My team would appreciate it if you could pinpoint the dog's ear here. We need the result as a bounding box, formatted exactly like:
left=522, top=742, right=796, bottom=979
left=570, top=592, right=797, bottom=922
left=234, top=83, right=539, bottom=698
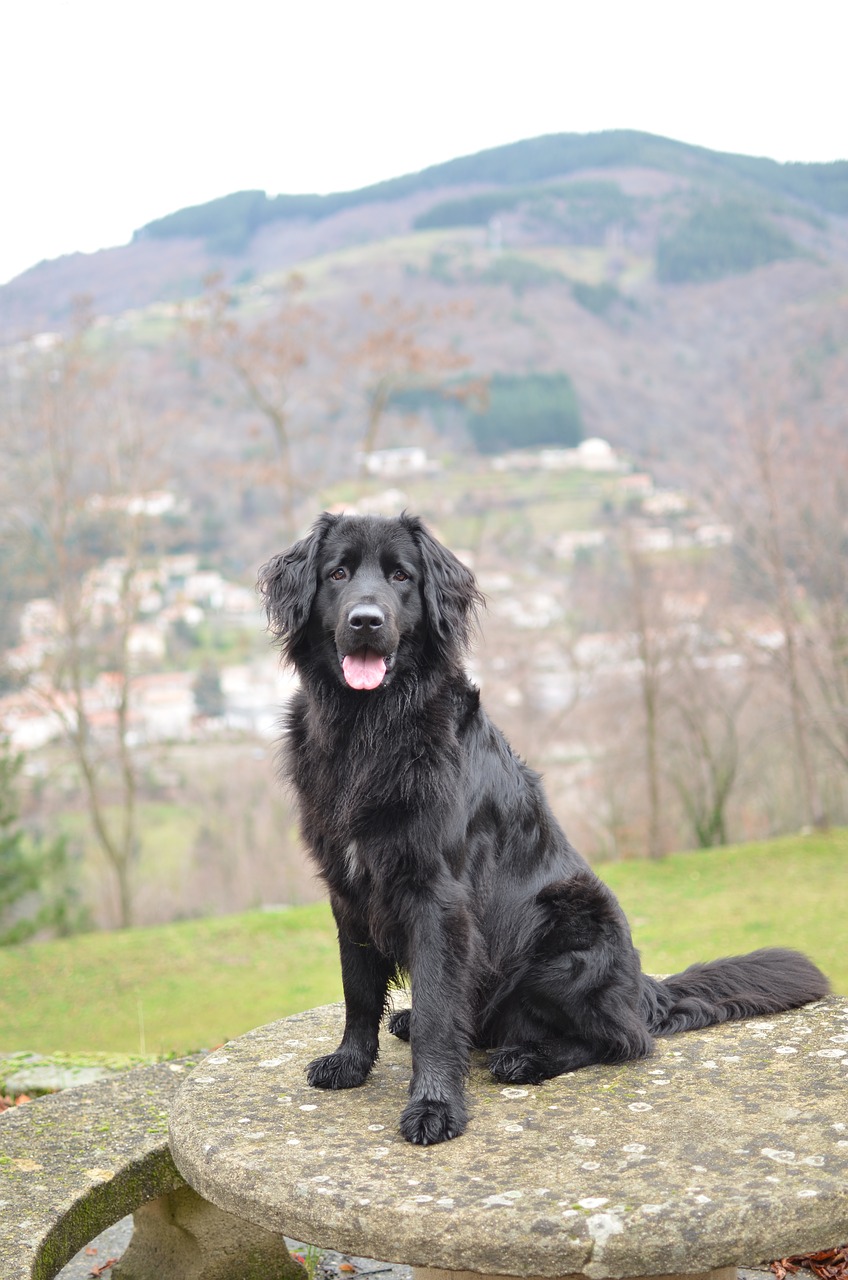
left=405, top=515, right=484, bottom=655
left=257, top=512, right=338, bottom=653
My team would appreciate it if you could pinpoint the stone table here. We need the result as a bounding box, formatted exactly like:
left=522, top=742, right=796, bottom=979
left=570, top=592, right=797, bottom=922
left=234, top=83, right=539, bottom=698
left=169, top=996, right=848, bottom=1280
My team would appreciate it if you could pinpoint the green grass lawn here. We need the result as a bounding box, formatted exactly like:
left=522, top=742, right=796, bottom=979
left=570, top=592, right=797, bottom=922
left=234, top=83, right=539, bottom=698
left=0, top=904, right=342, bottom=1059
left=0, top=831, right=844, bottom=1059
left=601, top=830, right=845, bottom=991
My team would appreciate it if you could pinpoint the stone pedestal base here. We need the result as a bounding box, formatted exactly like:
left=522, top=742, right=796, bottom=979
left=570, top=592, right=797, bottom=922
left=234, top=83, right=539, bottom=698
left=113, top=1185, right=305, bottom=1280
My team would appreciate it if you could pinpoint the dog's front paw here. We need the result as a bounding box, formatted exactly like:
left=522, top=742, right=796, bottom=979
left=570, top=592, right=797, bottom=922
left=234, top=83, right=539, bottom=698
left=487, top=1045, right=549, bottom=1085
left=306, top=1050, right=371, bottom=1090
left=400, top=1096, right=468, bottom=1145
left=387, top=1008, right=411, bottom=1041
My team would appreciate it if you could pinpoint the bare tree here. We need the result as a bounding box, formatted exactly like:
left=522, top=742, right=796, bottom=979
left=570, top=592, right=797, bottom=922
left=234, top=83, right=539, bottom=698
left=621, top=527, right=669, bottom=859
left=185, top=273, right=326, bottom=538
left=0, top=309, right=168, bottom=925
left=666, top=654, right=749, bottom=848
left=569, top=528, right=676, bottom=859
left=567, top=525, right=760, bottom=855
left=789, top=422, right=848, bottom=774
left=188, top=280, right=475, bottom=526
left=722, top=411, right=826, bottom=827
left=352, top=294, right=472, bottom=471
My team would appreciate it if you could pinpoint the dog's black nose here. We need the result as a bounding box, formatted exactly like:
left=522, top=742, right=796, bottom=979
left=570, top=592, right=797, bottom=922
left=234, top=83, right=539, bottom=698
left=348, top=603, right=385, bottom=632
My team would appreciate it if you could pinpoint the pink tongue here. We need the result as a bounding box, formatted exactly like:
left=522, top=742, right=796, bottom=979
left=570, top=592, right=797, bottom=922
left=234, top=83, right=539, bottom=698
left=342, top=651, right=387, bottom=690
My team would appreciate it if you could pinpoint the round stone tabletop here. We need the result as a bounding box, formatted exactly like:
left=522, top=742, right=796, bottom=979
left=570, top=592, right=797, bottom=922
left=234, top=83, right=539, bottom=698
left=169, top=997, right=848, bottom=1279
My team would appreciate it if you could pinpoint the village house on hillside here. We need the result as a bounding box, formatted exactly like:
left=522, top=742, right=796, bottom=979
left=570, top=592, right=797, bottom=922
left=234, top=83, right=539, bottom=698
left=355, top=446, right=436, bottom=478
left=491, top=437, right=623, bottom=473
left=0, top=551, right=266, bottom=752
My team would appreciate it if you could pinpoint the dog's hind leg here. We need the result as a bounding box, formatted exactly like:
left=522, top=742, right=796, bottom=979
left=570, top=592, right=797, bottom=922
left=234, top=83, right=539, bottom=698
left=485, top=871, right=655, bottom=1084
left=486, top=966, right=654, bottom=1084
left=307, top=926, right=395, bottom=1090
left=487, top=1033, right=602, bottom=1084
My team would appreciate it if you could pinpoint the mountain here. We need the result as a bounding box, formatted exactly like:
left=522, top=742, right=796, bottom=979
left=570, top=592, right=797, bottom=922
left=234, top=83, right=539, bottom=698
left=2, top=130, right=846, bottom=474
left=3, top=130, right=848, bottom=338
left=135, top=129, right=848, bottom=250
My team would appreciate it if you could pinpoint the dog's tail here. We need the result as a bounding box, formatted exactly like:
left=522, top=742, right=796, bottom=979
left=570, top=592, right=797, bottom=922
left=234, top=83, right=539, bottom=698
left=642, top=948, right=830, bottom=1037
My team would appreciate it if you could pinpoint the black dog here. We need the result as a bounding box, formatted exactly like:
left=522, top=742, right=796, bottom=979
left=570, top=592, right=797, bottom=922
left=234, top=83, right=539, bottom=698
left=258, top=512, right=829, bottom=1146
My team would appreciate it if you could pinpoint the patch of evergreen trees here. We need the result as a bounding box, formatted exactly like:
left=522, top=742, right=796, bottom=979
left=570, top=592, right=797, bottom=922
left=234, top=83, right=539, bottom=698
left=656, top=200, right=797, bottom=283
left=0, top=739, right=86, bottom=945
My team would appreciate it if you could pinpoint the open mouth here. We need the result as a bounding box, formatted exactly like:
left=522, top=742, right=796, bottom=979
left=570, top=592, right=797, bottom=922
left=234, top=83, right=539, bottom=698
left=340, top=648, right=396, bottom=691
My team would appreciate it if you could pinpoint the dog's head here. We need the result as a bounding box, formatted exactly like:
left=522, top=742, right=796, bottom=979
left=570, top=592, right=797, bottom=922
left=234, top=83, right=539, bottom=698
left=257, top=513, right=483, bottom=690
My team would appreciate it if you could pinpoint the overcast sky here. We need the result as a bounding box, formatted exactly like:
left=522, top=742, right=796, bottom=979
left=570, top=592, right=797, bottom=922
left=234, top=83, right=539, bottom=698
left=2, top=0, right=846, bottom=287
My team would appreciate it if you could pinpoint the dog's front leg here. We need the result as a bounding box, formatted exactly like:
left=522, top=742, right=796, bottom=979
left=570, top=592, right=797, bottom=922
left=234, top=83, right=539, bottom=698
left=307, top=927, right=392, bottom=1089
left=399, top=891, right=476, bottom=1145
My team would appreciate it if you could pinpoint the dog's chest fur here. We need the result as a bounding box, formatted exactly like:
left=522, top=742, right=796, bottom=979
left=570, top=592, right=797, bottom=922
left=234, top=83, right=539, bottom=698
left=284, top=681, right=468, bottom=893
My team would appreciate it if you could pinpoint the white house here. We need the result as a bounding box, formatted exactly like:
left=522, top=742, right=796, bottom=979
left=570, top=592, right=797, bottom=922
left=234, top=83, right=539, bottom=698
left=573, top=438, right=620, bottom=471
left=129, top=672, right=195, bottom=743
left=356, top=447, right=431, bottom=478
left=19, top=598, right=60, bottom=641
left=553, top=530, right=607, bottom=560
left=493, top=438, right=621, bottom=474
left=127, top=624, right=167, bottom=660
left=0, top=689, right=66, bottom=750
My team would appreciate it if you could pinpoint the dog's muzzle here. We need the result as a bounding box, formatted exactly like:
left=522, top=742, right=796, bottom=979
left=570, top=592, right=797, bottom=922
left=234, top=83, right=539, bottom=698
left=337, top=601, right=399, bottom=690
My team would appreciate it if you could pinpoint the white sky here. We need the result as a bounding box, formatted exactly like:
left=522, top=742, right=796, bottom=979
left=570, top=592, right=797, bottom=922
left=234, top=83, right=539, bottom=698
left=2, top=0, right=847, bottom=287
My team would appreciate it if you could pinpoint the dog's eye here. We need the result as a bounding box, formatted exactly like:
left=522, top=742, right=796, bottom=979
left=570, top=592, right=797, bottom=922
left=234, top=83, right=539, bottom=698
left=329, top=567, right=348, bottom=582
left=392, top=569, right=409, bottom=583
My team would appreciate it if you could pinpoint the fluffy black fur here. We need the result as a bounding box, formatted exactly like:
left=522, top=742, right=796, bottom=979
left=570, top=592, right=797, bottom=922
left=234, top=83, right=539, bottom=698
left=258, top=512, right=829, bottom=1146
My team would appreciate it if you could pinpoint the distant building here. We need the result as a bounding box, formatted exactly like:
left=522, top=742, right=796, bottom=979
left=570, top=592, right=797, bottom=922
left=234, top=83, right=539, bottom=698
left=552, top=530, right=607, bottom=560
left=616, top=473, right=654, bottom=496
left=493, top=592, right=563, bottom=630
left=183, top=571, right=228, bottom=608
left=0, top=689, right=66, bottom=750
left=574, top=438, right=620, bottom=471
left=129, top=672, right=195, bottom=743
left=219, top=659, right=299, bottom=737
left=127, top=624, right=167, bottom=660
left=86, top=490, right=185, bottom=518
left=350, top=488, right=409, bottom=516
left=356, top=447, right=432, bottom=478
left=643, top=489, right=689, bottom=516
left=492, top=437, right=622, bottom=473
left=19, top=598, right=60, bottom=641
left=694, top=523, right=733, bottom=547
left=633, top=526, right=675, bottom=553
